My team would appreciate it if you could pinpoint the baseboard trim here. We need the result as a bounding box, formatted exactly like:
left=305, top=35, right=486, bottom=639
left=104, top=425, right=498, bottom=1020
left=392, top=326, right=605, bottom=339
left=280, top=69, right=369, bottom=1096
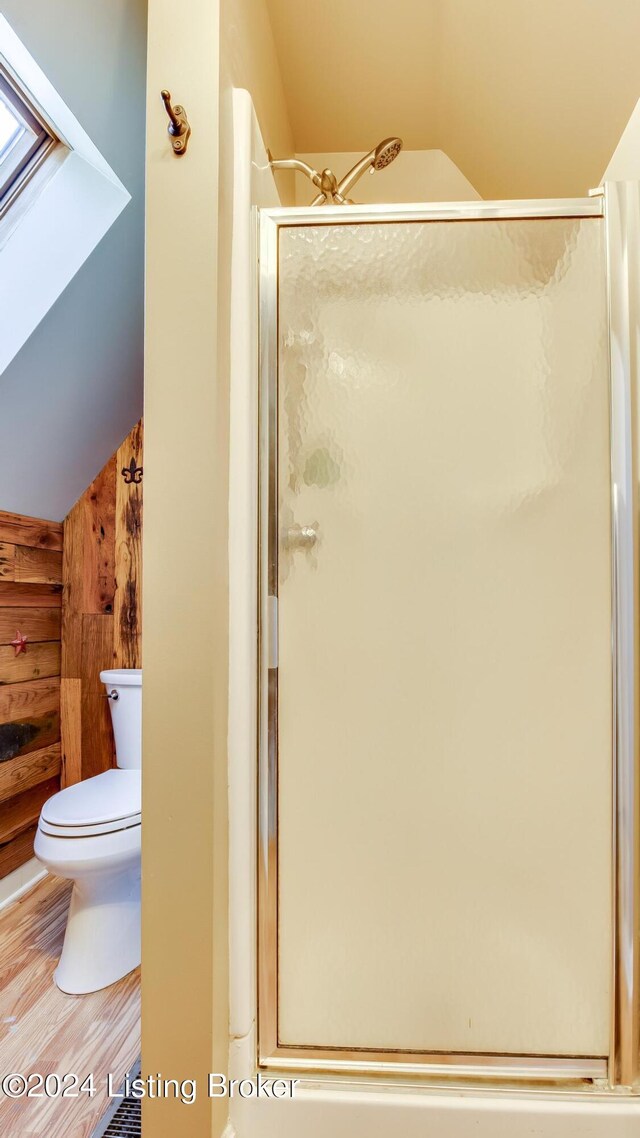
left=0, top=858, right=47, bottom=911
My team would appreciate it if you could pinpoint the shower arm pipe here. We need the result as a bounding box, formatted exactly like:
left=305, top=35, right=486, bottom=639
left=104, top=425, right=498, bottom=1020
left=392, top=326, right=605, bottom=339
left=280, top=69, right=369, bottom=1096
left=268, top=155, right=347, bottom=204
left=269, top=156, right=321, bottom=182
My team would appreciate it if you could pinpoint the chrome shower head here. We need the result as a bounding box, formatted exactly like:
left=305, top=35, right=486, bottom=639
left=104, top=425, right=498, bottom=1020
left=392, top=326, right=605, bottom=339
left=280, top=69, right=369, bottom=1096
left=372, top=137, right=403, bottom=171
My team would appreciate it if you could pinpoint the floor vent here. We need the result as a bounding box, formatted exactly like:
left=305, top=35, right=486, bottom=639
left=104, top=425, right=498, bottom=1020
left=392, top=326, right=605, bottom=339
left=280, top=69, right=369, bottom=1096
left=90, top=1061, right=141, bottom=1138
left=100, top=1096, right=142, bottom=1137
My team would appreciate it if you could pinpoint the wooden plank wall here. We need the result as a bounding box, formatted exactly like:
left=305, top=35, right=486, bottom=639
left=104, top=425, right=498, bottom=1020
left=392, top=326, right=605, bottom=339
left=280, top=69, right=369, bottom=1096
left=62, top=420, right=143, bottom=786
left=0, top=421, right=143, bottom=879
left=0, top=511, right=63, bottom=878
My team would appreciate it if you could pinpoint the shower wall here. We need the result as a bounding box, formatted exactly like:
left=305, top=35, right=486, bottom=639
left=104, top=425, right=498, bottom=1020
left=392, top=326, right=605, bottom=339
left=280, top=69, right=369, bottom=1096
left=273, top=214, right=612, bottom=1058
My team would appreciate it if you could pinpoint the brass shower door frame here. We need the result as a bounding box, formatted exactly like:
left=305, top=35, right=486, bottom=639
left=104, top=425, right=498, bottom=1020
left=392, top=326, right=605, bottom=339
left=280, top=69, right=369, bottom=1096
left=257, top=192, right=640, bottom=1088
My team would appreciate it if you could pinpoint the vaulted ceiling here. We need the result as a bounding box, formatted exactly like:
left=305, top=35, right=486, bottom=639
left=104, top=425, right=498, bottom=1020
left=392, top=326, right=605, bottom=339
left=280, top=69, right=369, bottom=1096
left=266, top=0, right=640, bottom=199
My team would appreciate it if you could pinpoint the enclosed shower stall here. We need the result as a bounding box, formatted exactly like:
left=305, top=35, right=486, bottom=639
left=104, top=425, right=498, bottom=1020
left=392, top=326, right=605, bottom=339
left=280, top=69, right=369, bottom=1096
left=256, top=186, right=640, bottom=1092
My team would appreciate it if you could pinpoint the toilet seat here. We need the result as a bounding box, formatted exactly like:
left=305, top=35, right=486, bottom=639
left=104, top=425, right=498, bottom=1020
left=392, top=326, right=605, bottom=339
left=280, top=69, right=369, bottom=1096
left=39, top=769, right=141, bottom=838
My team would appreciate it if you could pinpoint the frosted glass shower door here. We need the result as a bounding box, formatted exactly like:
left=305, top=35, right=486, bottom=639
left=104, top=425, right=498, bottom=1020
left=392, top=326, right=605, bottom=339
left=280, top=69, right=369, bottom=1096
left=268, top=213, right=613, bottom=1062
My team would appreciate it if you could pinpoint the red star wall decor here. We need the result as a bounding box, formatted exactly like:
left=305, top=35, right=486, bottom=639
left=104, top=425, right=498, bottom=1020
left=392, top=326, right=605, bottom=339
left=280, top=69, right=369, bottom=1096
left=10, top=631, right=28, bottom=656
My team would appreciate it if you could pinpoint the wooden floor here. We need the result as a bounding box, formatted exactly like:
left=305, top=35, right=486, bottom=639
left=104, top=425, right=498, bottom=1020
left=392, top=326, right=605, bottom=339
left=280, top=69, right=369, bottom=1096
left=0, top=875, right=140, bottom=1137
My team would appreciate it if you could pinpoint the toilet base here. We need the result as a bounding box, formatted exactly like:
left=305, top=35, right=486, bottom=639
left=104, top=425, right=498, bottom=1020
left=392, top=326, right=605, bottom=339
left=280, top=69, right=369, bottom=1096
left=55, top=864, right=141, bottom=995
left=34, top=823, right=142, bottom=996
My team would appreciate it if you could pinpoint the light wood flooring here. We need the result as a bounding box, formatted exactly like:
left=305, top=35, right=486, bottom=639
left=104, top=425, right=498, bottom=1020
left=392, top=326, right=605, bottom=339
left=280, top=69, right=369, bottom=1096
left=0, top=874, right=140, bottom=1137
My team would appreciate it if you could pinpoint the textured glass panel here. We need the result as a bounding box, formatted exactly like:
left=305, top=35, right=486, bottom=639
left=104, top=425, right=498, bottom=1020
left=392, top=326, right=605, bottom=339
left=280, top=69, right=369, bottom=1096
left=276, top=218, right=611, bottom=1056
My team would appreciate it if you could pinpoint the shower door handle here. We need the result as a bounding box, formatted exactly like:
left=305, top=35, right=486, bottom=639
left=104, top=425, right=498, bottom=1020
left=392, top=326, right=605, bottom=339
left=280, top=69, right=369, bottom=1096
left=284, top=523, right=318, bottom=551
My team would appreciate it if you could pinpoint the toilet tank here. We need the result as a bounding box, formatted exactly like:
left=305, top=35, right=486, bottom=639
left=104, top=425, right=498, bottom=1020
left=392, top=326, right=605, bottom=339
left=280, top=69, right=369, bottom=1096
left=99, top=669, right=142, bottom=770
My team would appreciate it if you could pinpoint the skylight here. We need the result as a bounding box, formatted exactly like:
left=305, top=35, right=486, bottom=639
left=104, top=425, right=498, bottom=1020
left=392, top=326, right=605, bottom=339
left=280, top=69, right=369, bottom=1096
left=0, top=11, right=130, bottom=374
left=0, top=95, right=24, bottom=162
left=0, top=66, right=55, bottom=211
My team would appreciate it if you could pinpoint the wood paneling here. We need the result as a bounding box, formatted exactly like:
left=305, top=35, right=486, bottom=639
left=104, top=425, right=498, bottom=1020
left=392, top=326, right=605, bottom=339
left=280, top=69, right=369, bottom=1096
left=0, top=426, right=143, bottom=875
left=0, top=513, right=63, bottom=879
left=0, top=876, right=140, bottom=1138
left=80, top=614, right=116, bottom=780
left=0, top=608, right=61, bottom=644
left=0, top=582, right=62, bottom=607
left=61, top=500, right=84, bottom=681
left=0, top=543, right=13, bottom=579
left=115, top=420, right=143, bottom=668
left=0, top=545, right=63, bottom=584
left=0, top=642, right=60, bottom=686
left=0, top=824, right=38, bottom=878
left=14, top=545, right=63, bottom=584
left=84, top=457, right=117, bottom=614
left=0, top=510, right=63, bottom=551
left=63, top=459, right=116, bottom=625
left=0, top=743, right=62, bottom=803
left=0, top=709, right=60, bottom=764
left=0, top=678, right=59, bottom=726
left=61, top=420, right=143, bottom=786
left=0, top=777, right=60, bottom=844
left=60, top=678, right=81, bottom=788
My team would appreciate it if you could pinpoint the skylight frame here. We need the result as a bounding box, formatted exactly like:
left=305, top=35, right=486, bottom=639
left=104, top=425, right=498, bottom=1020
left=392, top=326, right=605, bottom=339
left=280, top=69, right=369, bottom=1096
left=0, top=63, right=57, bottom=214
left=0, top=12, right=130, bottom=375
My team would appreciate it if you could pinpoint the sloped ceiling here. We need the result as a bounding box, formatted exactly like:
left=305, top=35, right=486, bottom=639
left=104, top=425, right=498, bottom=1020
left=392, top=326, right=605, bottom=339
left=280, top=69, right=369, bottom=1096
left=0, top=0, right=146, bottom=522
left=265, top=0, right=640, bottom=200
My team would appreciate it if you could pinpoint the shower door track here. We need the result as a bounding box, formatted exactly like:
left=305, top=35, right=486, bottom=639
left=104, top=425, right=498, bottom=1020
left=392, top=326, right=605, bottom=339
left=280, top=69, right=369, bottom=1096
left=257, top=192, right=640, bottom=1088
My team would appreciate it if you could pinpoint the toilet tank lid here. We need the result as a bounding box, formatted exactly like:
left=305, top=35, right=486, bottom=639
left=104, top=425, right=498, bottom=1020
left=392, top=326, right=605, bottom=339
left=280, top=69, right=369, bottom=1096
left=41, top=770, right=141, bottom=827
left=100, top=669, right=142, bottom=687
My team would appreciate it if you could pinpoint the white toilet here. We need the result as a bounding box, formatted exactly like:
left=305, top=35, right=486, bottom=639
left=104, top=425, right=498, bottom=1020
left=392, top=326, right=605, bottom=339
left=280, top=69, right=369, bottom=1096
left=34, top=668, right=142, bottom=995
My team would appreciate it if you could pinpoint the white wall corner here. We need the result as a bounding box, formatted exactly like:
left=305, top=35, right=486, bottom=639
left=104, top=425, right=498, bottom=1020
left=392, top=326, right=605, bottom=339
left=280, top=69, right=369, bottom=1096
left=228, top=1027, right=258, bottom=1086
left=602, top=97, right=640, bottom=183
left=0, top=14, right=130, bottom=374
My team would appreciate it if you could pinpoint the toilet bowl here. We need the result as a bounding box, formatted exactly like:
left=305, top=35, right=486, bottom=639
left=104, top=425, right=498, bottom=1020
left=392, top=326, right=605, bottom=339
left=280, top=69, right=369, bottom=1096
left=34, top=669, right=142, bottom=994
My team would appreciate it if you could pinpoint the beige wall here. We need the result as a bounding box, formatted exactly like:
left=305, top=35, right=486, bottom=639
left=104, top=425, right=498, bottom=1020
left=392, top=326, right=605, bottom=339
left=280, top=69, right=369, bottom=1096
left=266, top=0, right=640, bottom=201
left=294, top=149, right=480, bottom=205
left=143, top=2, right=292, bottom=1135
left=220, top=0, right=295, bottom=203
left=143, top=1, right=228, bottom=1136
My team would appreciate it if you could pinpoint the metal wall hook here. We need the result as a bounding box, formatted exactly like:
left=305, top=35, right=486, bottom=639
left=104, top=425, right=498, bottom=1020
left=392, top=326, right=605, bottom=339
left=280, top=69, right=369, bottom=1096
left=161, top=89, right=191, bottom=156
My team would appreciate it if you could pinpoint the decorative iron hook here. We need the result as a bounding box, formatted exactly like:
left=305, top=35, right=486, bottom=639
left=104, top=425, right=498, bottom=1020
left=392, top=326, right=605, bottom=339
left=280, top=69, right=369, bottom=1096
left=121, top=457, right=143, bottom=485
left=161, top=89, right=191, bottom=156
